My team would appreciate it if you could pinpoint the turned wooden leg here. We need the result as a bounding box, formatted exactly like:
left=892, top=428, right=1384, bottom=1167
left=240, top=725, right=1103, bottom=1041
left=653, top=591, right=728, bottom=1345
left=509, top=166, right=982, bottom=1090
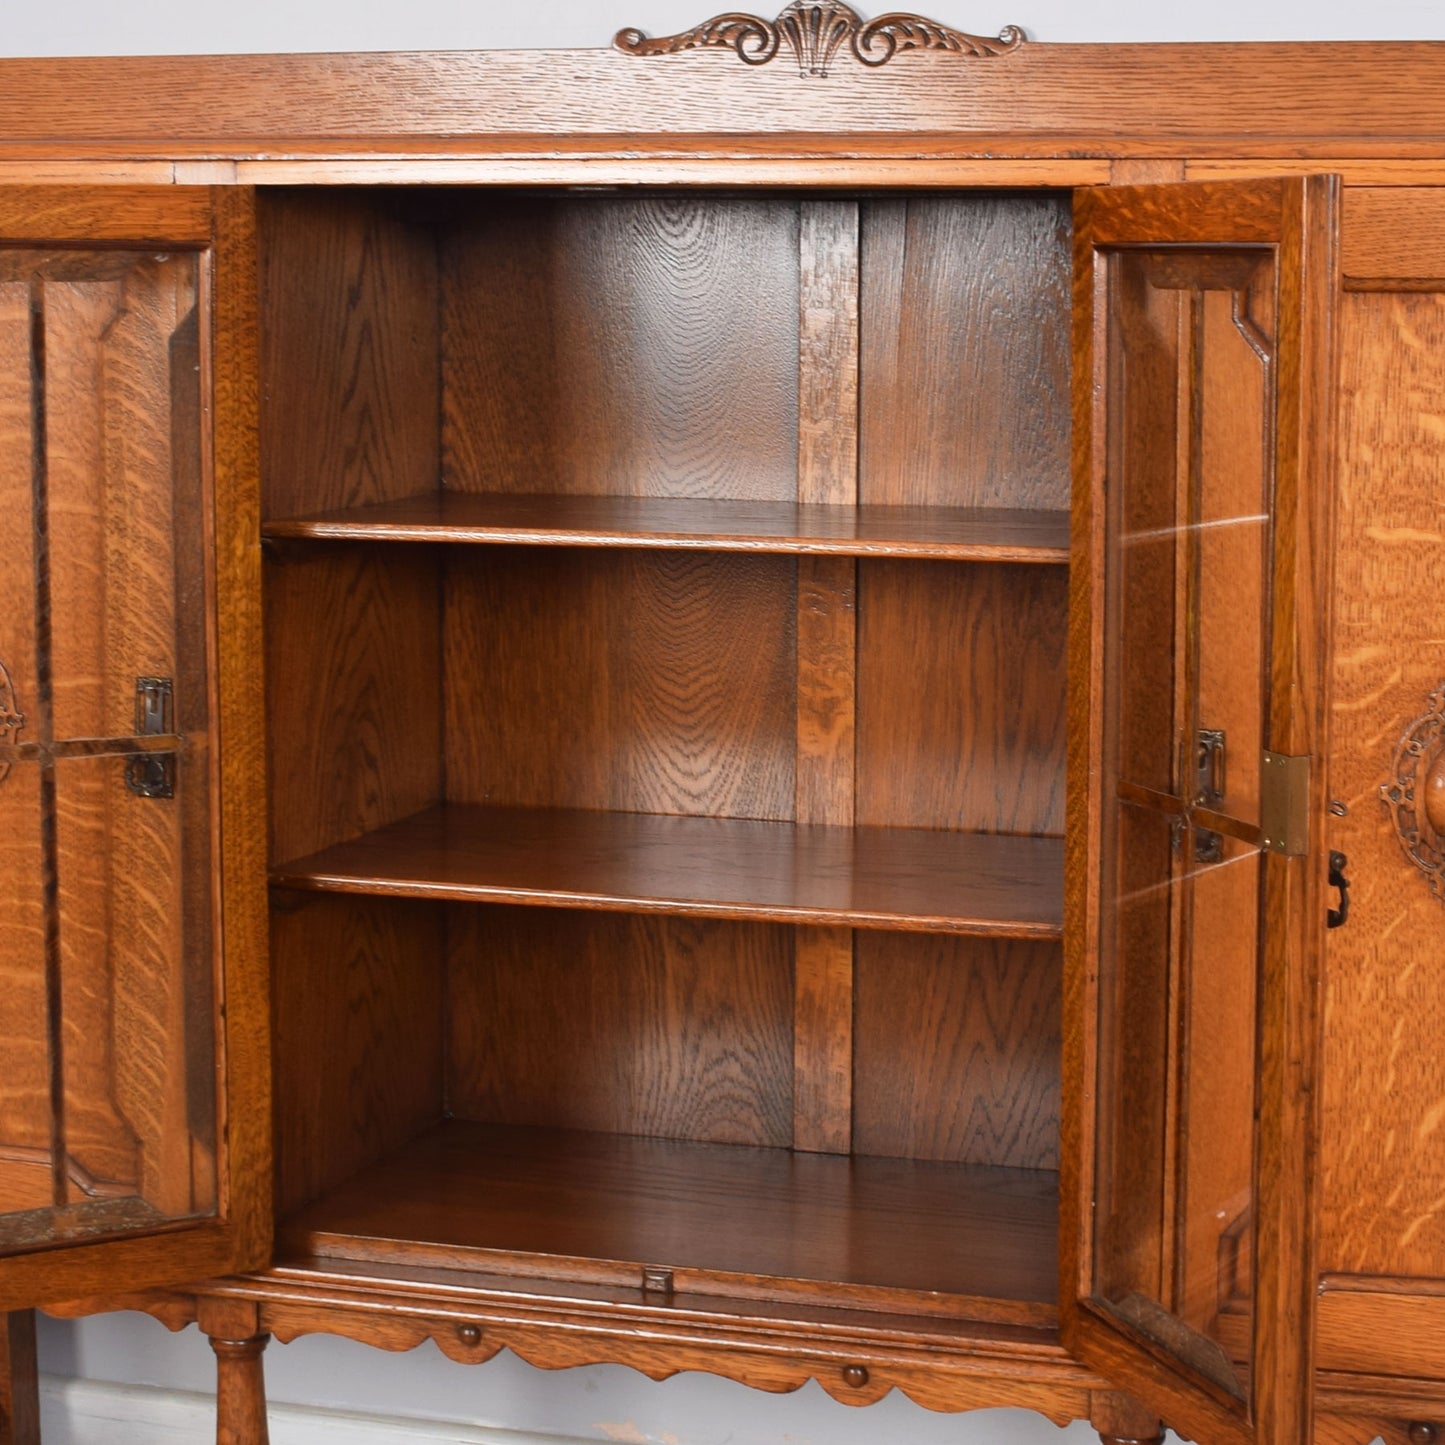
left=0, top=1312, right=41, bottom=1445
left=1091, top=1390, right=1165, bottom=1445
left=209, top=1331, right=270, bottom=1445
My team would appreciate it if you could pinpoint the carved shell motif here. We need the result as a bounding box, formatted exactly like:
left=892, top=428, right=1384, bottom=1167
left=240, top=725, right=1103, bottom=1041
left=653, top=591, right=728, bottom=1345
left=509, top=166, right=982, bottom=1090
left=615, top=2, right=1023, bottom=78
left=0, top=657, right=24, bottom=785
left=1381, top=680, right=1445, bottom=902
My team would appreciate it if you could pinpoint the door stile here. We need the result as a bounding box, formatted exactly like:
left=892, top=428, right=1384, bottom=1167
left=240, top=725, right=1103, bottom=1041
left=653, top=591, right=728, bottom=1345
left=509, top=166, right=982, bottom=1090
left=1249, top=173, right=1339, bottom=1445
left=0, top=185, right=271, bottom=1312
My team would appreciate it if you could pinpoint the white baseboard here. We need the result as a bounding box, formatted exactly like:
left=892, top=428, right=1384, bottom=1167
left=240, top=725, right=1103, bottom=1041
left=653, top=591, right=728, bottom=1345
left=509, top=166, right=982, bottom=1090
left=38, top=1375, right=593, bottom=1445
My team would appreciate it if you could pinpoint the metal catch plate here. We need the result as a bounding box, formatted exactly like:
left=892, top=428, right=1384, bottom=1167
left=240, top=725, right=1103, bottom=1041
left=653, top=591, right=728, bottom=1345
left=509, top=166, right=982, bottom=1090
left=1261, top=751, right=1309, bottom=856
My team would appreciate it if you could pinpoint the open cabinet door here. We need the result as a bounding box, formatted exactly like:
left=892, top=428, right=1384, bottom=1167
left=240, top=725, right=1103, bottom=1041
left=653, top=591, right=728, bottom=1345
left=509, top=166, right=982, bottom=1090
left=0, top=187, right=269, bottom=1310
left=1064, top=177, right=1338, bottom=1444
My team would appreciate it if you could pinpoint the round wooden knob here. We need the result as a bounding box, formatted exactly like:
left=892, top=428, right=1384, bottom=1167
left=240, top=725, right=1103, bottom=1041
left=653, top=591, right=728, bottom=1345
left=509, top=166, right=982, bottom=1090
left=457, top=1324, right=482, bottom=1347
left=841, top=1364, right=869, bottom=1388
left=1425, top=753, right=1445, bottom=837
left=1408, top=1424, right=1439, bottom=1445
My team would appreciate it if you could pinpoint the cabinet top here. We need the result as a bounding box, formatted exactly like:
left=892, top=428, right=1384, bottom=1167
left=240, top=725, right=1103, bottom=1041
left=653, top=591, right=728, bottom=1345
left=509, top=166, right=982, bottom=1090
left=1, top=37, right=1445, bottom=171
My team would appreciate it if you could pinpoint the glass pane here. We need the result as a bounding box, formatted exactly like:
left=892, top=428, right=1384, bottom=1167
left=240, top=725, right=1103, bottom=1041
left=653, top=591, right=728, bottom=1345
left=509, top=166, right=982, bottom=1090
left=1093, top=245, right=1276, bottom=1407
left=0, top=248, right=216, bottom=1256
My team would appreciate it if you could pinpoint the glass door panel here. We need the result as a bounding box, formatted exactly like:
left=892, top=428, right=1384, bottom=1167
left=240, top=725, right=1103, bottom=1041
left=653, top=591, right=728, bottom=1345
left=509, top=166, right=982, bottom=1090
left=1067, top=176, right=1336, bottom=1445
left=0, top=247, right=217, bottom=1257
left=1095, top=244, right=1273, bottom=1401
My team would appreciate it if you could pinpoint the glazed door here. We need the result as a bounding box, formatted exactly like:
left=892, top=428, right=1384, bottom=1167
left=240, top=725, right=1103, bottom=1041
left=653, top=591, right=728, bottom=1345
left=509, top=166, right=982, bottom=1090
left=0, top=187, right=269, bottom=1310
left=1064, top=178, right=1337, bottom=1444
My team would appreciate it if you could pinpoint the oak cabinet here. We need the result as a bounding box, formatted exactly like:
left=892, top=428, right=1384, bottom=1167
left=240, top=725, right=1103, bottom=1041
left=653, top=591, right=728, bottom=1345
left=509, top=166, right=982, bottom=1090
left=0, top=24, right=1442, bottom=1445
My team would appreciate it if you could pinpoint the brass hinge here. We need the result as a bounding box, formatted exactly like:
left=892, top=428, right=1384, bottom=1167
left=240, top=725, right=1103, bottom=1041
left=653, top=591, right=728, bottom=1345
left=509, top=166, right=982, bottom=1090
left=1261, top=751, right=1309, bottom=856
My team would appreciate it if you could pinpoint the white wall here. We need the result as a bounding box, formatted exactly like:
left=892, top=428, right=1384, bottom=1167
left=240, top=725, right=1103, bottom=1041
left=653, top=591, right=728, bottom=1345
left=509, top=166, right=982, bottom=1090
left=11, top=2, right=1426, bottom=1441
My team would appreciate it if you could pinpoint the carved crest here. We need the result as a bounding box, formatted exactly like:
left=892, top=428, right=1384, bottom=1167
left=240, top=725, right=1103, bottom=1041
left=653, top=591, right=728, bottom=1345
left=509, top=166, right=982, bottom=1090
left=615, top=3, right=1023, bottom=78
left=0, top=657, right=24, bottom=785
left=1381, top=680, right=1445, bottom=902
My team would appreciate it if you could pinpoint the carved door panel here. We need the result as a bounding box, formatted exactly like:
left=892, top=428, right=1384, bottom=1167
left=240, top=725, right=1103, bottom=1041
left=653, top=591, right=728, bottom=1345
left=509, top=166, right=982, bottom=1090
left=0, top=187, right=268, bottom=1310
left=1064, top=178, right=1338, bottom=1445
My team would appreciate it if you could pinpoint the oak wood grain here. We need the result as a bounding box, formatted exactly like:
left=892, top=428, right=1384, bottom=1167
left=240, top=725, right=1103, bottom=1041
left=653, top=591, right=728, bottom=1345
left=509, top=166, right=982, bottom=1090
left=446, top=907, right=791, bottom=1149
left=860, top=193, right=1072, bottom=512
left=857, top=559, right=1068, bottom=835
left=271, top=803, right=1066, bottom=939
left=259, top=190, right=439, bottom=520
left=0, top=1311, right=39, bottom=1445
left=271, top=897, right=444, bottom=1219
left=0, top=46, right=1444, bottom=153
left=792, top=925, right=853, bottom=1154
left=278, top=1119, right=1060, bottom=1324
left=1318, top=290, right=1445, bottom=1280
left=442, top=195, right=797, bottom=502
left=263, top=492, right=1071, bottom=561
left=1343, top=189, right=1445, bottom=284
left=443, top=548, right=795, bottom=821
left=265, top=548, right=441, bottom=863
left=854, top=936, right=1062, bottom=1172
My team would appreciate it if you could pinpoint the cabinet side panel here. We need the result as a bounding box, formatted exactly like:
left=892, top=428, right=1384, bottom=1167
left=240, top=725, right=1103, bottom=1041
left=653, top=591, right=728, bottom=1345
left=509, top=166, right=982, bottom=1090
left=445, top=906, right=793, bottom=1149
left=267, top=548, right=442, bottom=863
left=272, top=896, right=444, bottom=1218
left=853, top=935, right=1061, bottom=1170
left=445, top=548, right=795, bottom=821
left=856, top=559, right=1067, bottom=834
left=859, top=193, right=1072, bottom=511
left=1318, top=289, right=1445, bottom=1278
left=442, top=196, right=798, bottom=502
left=259, top=191, right=440, bottom=518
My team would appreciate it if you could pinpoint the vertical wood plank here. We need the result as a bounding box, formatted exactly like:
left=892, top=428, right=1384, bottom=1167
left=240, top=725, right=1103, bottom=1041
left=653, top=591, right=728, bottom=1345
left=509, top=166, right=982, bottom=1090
left=793, top=201, right=859, bottom=1155
left=0, top=1311, right=40, bottom=1445
left=792, top=924, right=853, bottom=1154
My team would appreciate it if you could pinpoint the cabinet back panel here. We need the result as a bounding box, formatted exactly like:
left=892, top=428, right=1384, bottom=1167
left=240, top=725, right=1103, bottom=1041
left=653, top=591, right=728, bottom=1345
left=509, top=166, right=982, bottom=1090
left=272, top=895, right=445, bottom=1218
left=853, top=935, right=1061, bottom=1171
left=267, top=548, right=442, bottom=863
left=444, top=548, right=795, bottom=820
left=445, top=906, right=793, bottom=1149
left=859, top=193, right=1072, bottom=511
left=259, top=191, right=440, bottom=520
left=856, top=559, right=1067, bottom=835
left=442, top=196, right=799, bottom=502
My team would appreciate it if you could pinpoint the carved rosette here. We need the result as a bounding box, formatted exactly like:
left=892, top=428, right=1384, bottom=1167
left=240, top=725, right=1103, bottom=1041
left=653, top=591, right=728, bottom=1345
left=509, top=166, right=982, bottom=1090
left=1381, top=680, right=1445, bottom=902
left=0, top=658, right=23, bottom=785
left=615, top=2, right=1023, bottom=78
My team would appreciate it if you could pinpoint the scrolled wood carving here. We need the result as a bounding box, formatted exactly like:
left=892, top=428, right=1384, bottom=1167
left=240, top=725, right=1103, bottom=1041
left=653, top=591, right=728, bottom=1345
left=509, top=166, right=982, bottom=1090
left=0, top=658, right=24, bottom=785
left=1381, top=680, right=1445, bottom=901
left=615, top=2, right=1023, bottom=78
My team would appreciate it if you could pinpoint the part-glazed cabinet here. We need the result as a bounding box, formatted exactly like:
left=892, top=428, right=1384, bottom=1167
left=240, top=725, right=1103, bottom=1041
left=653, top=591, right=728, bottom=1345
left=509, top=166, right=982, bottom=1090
left=0, top=16, right=1442, bottom=1445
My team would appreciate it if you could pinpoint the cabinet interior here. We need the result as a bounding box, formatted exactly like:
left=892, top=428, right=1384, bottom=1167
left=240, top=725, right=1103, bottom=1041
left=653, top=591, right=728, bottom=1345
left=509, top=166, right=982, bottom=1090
left=258, top=185, right=1072, bottom=1327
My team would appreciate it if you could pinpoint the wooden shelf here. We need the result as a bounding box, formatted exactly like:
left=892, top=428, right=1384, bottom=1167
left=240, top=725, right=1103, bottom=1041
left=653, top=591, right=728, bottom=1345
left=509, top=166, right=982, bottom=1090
left=262, top=492, right=1070, bottom=563
left=279, top=1121, right=1059, bottom=1325
left=271, top=805, right=1064, bottom=939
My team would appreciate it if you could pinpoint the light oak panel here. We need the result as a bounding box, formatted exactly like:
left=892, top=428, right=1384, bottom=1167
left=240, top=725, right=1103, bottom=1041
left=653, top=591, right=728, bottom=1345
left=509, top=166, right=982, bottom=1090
left=446, top=907, right=792, bottom=1149
left=1343, top=188, right=1445, bottom=283
left=444, top=548, right=795, bottom=821
left=442, top=196, right=798, bottom=502
left=854, top=935, right=1062, bottom=1171
left=857, top=560, right=1068, bottom=835
left=1318, top=290, right=1445, bottom=1279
